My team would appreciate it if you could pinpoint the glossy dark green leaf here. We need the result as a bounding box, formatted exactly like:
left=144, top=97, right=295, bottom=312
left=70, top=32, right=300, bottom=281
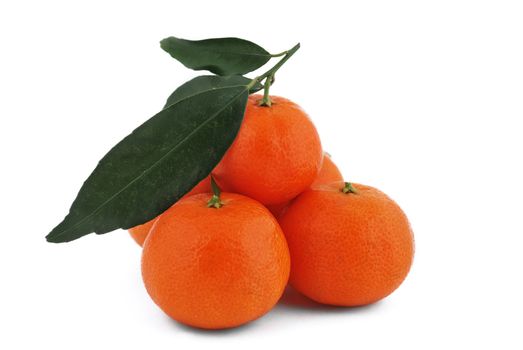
left=164, top=75, right=262, bottom=108
left=160, top=37, right=271, bottom=75
left=46, top=78, right=250, bottom=243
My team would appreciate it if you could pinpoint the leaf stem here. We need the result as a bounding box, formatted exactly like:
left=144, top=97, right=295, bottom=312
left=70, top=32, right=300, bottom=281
left=270, top=50, right=288, bottom=58
left=207, top=176, right=223, bottom=208
left=260, top=43, right=300, bottom=81
left=247, top=43, right=300, bottom=98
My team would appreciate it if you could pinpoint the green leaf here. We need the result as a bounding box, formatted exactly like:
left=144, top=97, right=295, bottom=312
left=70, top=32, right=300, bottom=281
left=160, top=37, right=271, bottom=75
left=46, top=77, right=250, bottom=243
left=164, top=75, right=262, bottom=109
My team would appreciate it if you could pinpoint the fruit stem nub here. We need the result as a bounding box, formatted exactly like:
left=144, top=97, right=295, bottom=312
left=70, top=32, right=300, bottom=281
left=259, top=74, right=274, bottom=107
left=207, top=176, right=223, bottom=208
left=341, top=182, right=358, bottom=194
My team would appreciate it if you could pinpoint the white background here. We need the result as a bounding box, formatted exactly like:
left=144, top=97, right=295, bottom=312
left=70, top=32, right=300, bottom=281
left=1, top=0, right=522, bottom=349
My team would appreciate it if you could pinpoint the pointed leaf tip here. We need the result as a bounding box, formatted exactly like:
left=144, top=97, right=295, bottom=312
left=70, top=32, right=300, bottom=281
left=47, top=76, right=251, bottom=243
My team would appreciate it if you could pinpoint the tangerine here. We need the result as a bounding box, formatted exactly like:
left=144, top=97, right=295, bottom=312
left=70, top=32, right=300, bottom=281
left=279, top=181, right=414, bottom=306
left=311, top=153, right=343, bottom=187
left=141, top=192, right=290, bottom=329
left=214, top=95, right=323, bottom=205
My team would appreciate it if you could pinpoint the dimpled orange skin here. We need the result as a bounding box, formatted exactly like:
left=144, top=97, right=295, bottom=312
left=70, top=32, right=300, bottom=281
left=128, top=219, right=156, bottom=247
left=141, top=193, right=290, bottom=329
left=214, top=95, right=323, bottom=205
left=311, top=153, right=343, bottom=187
left=128, top=176, right=212, bottom=246
left=279, top=182, right=414, bottom=306
left=265, top=154, right=343, bottom=218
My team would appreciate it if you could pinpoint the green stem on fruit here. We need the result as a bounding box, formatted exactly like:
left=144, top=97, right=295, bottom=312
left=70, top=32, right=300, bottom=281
left=207, top=176, right=223, bottom=208
left=260, top=74, right=274, bottom=107
left=341, top=182, right=358, bottom=194
left=247, top=43, right=300, bottom=105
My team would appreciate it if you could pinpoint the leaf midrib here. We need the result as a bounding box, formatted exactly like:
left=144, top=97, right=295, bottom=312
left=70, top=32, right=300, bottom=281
left=164, top=82, right=250, bottom=108
left=174, top=40, right=270, bottom=58
left=195, top=49, right=269, bottom=58
left=50, top=86, right=247, bottom=239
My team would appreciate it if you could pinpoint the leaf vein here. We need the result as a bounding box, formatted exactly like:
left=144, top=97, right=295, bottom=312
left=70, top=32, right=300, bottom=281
left=51, top=88, right=246, bottom=239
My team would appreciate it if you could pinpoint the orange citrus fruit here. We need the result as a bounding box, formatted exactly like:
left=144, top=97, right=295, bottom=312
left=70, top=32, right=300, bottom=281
left=128, top=176, right=211, bottom=246
left=266, top=153, right=343, bottom=218
left=128, top=219, right=156, bottom=247
left=214, top=95, right=323, bottom=205
left=279, top=181, right=414, bottom=306
left=311, top=153, right=343, bottom=187
left=141, top=192, right=290, bottom=329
